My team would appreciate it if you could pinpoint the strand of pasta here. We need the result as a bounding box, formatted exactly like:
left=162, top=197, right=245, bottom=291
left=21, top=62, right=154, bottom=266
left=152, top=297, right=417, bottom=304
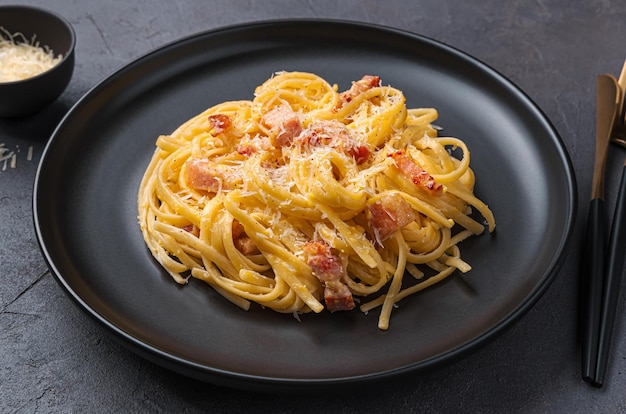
left=378, top=232, right=409, bottom=330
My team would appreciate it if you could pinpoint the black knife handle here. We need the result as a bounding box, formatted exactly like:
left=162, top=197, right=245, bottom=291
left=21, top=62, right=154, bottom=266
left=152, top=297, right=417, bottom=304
left=581, top=197, right=606, bottom=384
left=594, top=164, right=626, bottom=386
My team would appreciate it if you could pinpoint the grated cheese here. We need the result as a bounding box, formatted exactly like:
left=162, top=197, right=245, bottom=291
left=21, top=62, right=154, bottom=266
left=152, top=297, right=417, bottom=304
left=0, top=143, right=16, bottom=171
left=0, top=27, right=63, bottom=83
left=0, top=144, right=35, bottom=171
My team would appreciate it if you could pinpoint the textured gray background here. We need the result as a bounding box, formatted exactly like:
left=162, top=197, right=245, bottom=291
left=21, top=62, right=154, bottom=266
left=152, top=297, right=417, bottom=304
left=1, top=0, right=626, bottom=412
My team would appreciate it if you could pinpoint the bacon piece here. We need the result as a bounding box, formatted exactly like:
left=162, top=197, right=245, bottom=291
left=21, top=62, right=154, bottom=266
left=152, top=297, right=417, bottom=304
left=368, top=193, right=418, bottom=243
left=303, top=240, right=355, bottom=312
left=296, top=120, right=371, bottom=164
left=303, top=241, right=343, bottom=283
left=356, top=75, right=381, bottom=89
left=297, top=121, right=346, bottom=147
left=324, top=281, right=356, bottom=312
left=350, top=142, right=371, bottom=165
left=208, top=114, right=232, bottom=136
left=336, top=75, right=381, bottom=109
left=261, top=105, right=303, bottom=147
left=389, top=150, right=442, bottom=192
left=232, top=220, right=258, bottom=255
left=236, top=143, right=256, bottom=157
left=185, top=158, right=229, bottom=193
left=182, top=224, right=200, bottom=237
left=236, top=135, right=272, bottom=157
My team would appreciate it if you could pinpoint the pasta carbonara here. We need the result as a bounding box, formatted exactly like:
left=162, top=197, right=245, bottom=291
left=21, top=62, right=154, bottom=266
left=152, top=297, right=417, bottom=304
left=138, top=72, right=495, bottom=330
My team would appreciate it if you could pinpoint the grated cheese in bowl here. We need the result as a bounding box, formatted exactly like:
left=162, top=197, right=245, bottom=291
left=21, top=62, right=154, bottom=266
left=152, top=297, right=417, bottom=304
left=0, top=26, right=63, bottom=83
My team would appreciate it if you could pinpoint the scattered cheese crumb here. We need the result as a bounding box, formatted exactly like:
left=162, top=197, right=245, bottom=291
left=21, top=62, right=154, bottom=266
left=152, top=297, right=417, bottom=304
left=0, top=143, right=35, bottom=171
left=0, top=143, right=15, bottom=171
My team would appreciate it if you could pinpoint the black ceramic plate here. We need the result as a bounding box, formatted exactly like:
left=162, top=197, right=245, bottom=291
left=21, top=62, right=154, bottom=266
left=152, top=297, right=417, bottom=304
left=33, top=20, right=576, bottom=391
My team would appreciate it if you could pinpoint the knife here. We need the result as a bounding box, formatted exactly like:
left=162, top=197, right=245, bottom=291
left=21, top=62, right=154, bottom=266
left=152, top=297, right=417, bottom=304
left=581, top=74, right=620, bottom=384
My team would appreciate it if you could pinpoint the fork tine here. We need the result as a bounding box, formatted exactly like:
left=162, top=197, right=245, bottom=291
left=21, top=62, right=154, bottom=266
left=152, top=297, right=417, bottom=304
left=609, top=60, right=626, bottom=139
left=619, top=59, right=626, bottom=89
left=617, top=59, right=626, bottom=125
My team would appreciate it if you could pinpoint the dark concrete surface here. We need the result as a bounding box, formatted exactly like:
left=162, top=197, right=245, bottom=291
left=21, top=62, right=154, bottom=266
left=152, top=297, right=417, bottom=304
left=1, top=0, right=626, bottom=412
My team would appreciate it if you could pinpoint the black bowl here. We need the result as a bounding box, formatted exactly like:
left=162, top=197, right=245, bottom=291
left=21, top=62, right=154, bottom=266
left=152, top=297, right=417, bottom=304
left=0, top=6, right=75, bottom=117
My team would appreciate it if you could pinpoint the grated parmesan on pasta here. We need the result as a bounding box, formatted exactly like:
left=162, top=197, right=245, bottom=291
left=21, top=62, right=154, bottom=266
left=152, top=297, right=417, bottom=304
left=0, top=27, right=63, bottom=83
